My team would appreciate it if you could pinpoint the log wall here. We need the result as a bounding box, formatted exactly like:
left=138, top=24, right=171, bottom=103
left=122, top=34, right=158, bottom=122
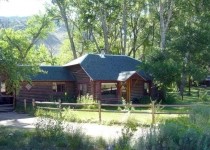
left=17, top=81, right=75, bottom=102
left=130, top=74, right=145, bottom=101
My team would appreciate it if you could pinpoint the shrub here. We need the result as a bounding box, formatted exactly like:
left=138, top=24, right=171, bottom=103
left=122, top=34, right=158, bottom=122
left=134, top=105, right=210, bottom=150
left=189, top=105, right=210, bottom=131
left=114, top=117, right=138, bottom=150
left=34, top=117, right=107, bottom=150
left=77, top=94, right=97, bottom=109
left=162, top=93, right=178, bottom=104
left=62, top=108, right=81, bottom=122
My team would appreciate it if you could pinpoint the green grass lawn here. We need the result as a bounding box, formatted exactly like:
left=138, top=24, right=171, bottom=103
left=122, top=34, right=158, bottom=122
left=35, top=107, right=181, bottom=126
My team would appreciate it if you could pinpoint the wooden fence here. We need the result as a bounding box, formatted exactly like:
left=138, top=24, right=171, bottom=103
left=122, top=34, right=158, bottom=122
left=21, top=99, right=196, bottom=124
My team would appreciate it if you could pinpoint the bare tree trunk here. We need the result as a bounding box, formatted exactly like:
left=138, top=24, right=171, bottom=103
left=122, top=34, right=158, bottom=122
left=180, top=52, right=189, bottom=100
left=159, top=0, right=173, bottom=51
left=121, top=0, right=127, bottom=55
left=188, top=76, right=191, bottom=95
left=99, top=6, right=109, bottom=54
left=55, top=0, right=77, bottom=59
left=180, top=71, right=186, bottom=100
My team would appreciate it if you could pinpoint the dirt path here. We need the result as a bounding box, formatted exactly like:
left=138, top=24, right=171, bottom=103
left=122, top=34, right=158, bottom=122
left=0, top=112, right=145, bottom=140
left=0, top=112, right=36, bottom=128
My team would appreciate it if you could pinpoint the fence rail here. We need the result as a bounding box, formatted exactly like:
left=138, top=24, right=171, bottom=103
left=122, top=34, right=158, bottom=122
left=21, top=99, right=197, bottom=124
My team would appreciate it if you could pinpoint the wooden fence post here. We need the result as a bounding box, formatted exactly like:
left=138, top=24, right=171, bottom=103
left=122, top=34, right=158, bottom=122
left=24, top=99, right=26, bottom=113
left=98, top=100, right=101, bottom=123
left=151, top=101, right=155, bottom=125
left=58, top=99, right=62, bottom=118
left=32, top=99, right=35, bottom=111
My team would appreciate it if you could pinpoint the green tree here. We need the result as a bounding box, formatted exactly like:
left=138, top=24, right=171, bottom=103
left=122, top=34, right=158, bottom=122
left=0, top=13, right=53, bottom=93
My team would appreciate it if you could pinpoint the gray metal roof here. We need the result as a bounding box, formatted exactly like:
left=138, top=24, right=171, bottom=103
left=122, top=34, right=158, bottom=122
left=64, top=54, right=150, bottom=81
left=31, top=66, right=75, bottom=81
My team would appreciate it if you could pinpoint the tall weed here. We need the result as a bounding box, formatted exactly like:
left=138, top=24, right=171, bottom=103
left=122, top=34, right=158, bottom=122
left=77, top=94, right=97, bottom=109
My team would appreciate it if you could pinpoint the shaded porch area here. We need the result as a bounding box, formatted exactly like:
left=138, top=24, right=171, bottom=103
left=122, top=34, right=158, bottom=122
left=91, top=71, right=151, bottom=103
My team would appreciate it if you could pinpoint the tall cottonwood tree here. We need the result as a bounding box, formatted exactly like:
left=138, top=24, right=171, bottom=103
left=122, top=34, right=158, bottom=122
left=0, top=14, right=53, bottom=92
left=51, top=0, right=78, bottom=58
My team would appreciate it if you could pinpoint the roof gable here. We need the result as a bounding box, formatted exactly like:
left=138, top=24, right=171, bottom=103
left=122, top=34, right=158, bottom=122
left=64, top=54, right=150, bottom=81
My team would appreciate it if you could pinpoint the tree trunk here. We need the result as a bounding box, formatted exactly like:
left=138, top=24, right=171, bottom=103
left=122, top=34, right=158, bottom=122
left=121, top=0, right=127, bottom=55
left=188, top=76, right=191, bottom=95
left=159, top=0, right=173, bottom=51
left=180, top=72, right=186, bottom=100
left=180, top=53, right=189, bottom=100
left=99, top=6, right=109, bottom=54
left=56, top=0, right=77, bottom=59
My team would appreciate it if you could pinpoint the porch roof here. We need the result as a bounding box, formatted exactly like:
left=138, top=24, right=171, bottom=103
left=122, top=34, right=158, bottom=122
left=117, top=71, right=147, bottom=81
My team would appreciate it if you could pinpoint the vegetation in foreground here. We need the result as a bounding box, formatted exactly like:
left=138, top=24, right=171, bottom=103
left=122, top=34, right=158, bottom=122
left=2, top=104, right=210, bottom=150
left=15, top=87, right=210, bottom=126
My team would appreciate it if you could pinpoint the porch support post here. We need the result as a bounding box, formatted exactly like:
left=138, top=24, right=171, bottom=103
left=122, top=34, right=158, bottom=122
left=117, top=82, right=122, bottom=101
left=126, top=79, right=131, bottom=102
left=92, top=81, right=95, bottom=100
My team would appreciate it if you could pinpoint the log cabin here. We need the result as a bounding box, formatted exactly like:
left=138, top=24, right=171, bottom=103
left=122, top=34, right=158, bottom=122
left=17, top=54, right=152, bottom=103
left=17, top=66, right=76, bottom=103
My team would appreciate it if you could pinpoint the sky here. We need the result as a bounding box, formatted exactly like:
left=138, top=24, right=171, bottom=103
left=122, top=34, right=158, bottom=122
left=0, top=0, right=51, bottom=17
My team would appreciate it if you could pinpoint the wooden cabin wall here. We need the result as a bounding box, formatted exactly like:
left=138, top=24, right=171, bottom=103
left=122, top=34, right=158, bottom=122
left=17, top=81, right=75, bottom=102
left=68, top=65, right=90, bottom=83
left=130, top=74, right=145, bottom=101
left=93, top=81, right=101, bottom=100
left=68, top=65, right=93, bottom=97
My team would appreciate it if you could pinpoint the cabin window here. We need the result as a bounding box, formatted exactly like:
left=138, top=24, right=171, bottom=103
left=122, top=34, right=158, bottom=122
left=79, top=84, right=87, bottom=95
left=1, top=82, right=6, bottom=93
left=52, top=82, right=57, bottom=92
left=57, top=84, right=66, bottom=92
left=52, top=82, right=65, bottom=92
left=144, top=82, right=149, bottom=94
left=101, top=83, right=117, bottom=98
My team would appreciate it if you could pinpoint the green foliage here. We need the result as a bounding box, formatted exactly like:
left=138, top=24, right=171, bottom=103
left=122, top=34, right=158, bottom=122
left=200, top=92, right=210, bottom=102
left=0, top=13, right=54, bottom=93
left=77, top=94, right=97, bottom=109
left=114, top=117, right=138, bottom=150
left=0, top=120, right=108, bottom=149
left=141, top=49, right=182, bottom=89
left=135, top=105, right=210, bottom=150
left=56, top=39, right=74, bottom=65
left=163, top=93, right=178, bottom=104
left=34, top=118, right=107, bottom=149
left=189, top=105, right=210, bottom=131
left=62, top=108, right=82, bottom=122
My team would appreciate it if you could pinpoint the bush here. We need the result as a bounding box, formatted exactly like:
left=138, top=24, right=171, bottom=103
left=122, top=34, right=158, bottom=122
left=34, top=117, right=107, bottom=150
left=113, top=117, right=138, bottom=150
left=135, top=120, right=210, bottom=150
left=134, top=105, right=210, bottom=150
left=77, top=94, right=97, bottom=109
left=162, top=93, right=178, bottom=104
left=189, top=105, right=210, bottom=131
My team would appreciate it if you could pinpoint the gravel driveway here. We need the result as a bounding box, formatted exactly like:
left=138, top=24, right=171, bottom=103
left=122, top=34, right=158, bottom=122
left=0, top=112, right=145, bottom=140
